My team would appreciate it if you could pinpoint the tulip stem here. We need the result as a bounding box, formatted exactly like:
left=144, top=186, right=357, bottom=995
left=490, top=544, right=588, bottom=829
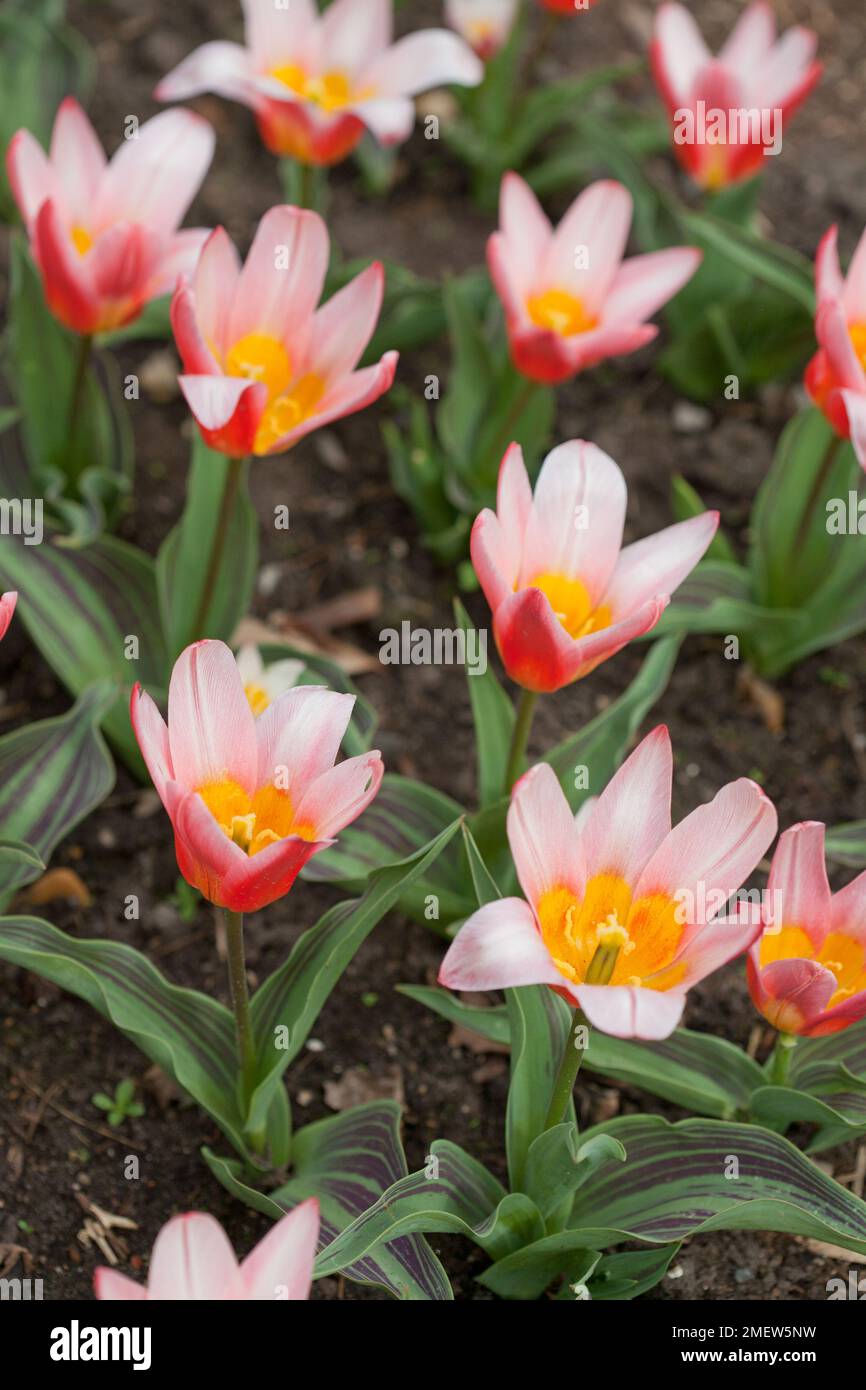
left=486, top=377, right=539, bottom=477
left=792, top=433, right=842, bottom=558
left=189, top=456, right=244, bottom=645
left=224, top=909, right=258, bottom=1108
left=67, top=333, right=93, bottom=481
left=544, top=1008, right=588, bottom=1131
left=767, top=1031, right=798, bottom=1087
left=504, top=689, right=539, bottom=793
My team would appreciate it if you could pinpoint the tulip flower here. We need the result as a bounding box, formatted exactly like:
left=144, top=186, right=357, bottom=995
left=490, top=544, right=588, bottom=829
left=96, top=1199, right=319, bottom=1300
left=131, top=639, right=383, bottom=913
left=236, top=644, right=304, bottom=717
left=804, top=223, right=866, bottom=470
left=155, top=0, right=483, bottom=167
left=472, top=439, right=718, bottom=696
left=6, top=97, right=214, bottom=335
left=747, top=822, right=866, bottom=1039
left=446, top=0, right=519, bottom=61
left=539, top=1, right=598, bottom=12
left=440, top=726, right=778, bottom=1040
left=651, top=1, right=821, bottom=191
left=0, top=592, right=17, bottom=643
left=488, top=173, right=700, bottom=384
left=171, top=204, right=397, bottom=458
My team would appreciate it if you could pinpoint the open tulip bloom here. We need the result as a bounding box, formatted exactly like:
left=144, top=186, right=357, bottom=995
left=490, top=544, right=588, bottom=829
left=446, top=0, right=519, bottom=61
left=132, top=640, right=383, bottom=915
left=488, top=173, right=701, bottom=384
left=6, top=97, right=214, bottom=335
left=156, top=0, right=482, bottom=167
left=473, top=439, right=718, bottom=698
left=748, top=822, right=866, bottom=1043
left=171, top=204, right=397, bottom=457
left=805, top=222, right=866, bottom=470
left=96, top=1199, right=318, bottom=1300
left=651, top=1, right=821, bottom=191
left=440, top=726, right=778, bottom=1042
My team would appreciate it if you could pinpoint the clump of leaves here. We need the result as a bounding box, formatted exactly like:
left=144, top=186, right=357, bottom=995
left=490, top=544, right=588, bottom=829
left=91, top=1078, right=144, bottom=1128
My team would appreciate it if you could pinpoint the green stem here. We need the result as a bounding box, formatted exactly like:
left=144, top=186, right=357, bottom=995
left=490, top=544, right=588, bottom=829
left=792, top=433, right=842, bottom=557
left=67, top=333, right=93, bottom=481
left=486, top=376, right=538, bottom=476
left=504, top=688, right=539, bottom=793
left=544, top=1008, right=588, bottom=1131
left=767, top=1031, right=798, bottom=1087
left=224, top=909, right=258, bottom=1108
left=189, top=456, right=244, bottom=645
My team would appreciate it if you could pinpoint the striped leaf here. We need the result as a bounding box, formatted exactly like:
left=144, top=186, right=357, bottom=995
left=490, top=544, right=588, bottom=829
left=0, top=683, right=114, bottom=905
left=0, top=916, right=250, bottom=1157
left=506, top=985, right=573, bottom=1191
left=247, top=818, right=462, bottom=1138
left=395, top=983, right=510, bottom=1045
left=157, top=441, right=257, bottom=660
left=205, top=1103, right=456, bottom=1301
left=454, top=597, right=513, bottom=807
left=0, top=532, right=168, bottom=774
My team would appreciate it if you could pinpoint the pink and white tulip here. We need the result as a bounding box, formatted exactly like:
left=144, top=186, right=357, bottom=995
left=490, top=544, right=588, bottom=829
left=539, top=0, right=598, bottom=12
left=472, top=440, right=718, bottom=693
left=6, top=98, right=214, bottom=335
left=446, top=0, right=519, bottom=61
left=488, top=172, right=700, bottom=383
left=747, top=822, right=866, bottom=1038
left=440, top=727, right=777, bottom=1040
left=96, top=1199, right=318, bottom=1300
left=0, top=592, right=17, bottom=643
left=156, top=0, right=483, bottom=167
left=651, top=1, right=821, bottom=191
left=171, top=205, right=398, bottom=457
left=131, top=640, right=383, bottom=913
left=804, top=222, right=866, bottom=471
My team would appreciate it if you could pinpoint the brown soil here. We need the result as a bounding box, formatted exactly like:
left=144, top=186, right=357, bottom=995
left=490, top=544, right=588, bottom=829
left=1, top=0, right=865, bottom=1302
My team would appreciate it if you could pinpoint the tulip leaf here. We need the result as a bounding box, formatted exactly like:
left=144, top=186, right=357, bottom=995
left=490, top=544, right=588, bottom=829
left=312, top=1137, right=542, bottom=1277
left=748, top=1085, right=866, bottom=1154
left=825, top=821, right=866, bottom=869
left=0, top=916, right=253, bottom=1158
left=246, top=818, right=462, bottom=1138
left=454, top=598, right=514, bottom=808
left=157, top=441, right=258, bottom=660
left=0, top=531, right=168, bottom=774
left=572, top=1115, right=866, bottom=1254
left=461, top=821, right=502, bottom=908
left=0, top=683, right=115, bottom=906
left=586, top=1244, right=681, bottom=1302
left=679, top=209, right=815, bottom=314
left=521, top=1124, right=625, bottom=1224
left=506, top=985, right=574, bottom=1192
left=205, top=1102, right=455, bottom=1301
left=395, top=983, right=510, bottom=1045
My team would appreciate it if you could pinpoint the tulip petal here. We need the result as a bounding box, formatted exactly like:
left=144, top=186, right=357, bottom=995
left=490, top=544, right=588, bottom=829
left=32, top=198, right=99, bottom=333
left=718, top=0, right=775, bottom=73
left=471, top=509, right=514, bottom=613
left=840, top=390, right=866, bottom=471
left=0, top=591, right=17, bottom=643
left=671, top=908, right=763, bottom=989
left=227, top=205, right=329, bottom=349
left=294, top=751, right=384, bottom=839
left=147, top=1213, right=241, bottom=1300
left=575, top=983, right=686, bottom=1040
left=842, top=224, right=866, bottom=320
left=190, top=226, right=243, bottom=362
left=766, top=822, right=831, bottom=948
left=239, top=1198, right=319, bottom=1301
left=98, top=109, right=215, bottom=236
left=147, top=227, right=211, bottom=300
left=439, top=897, right=563, bottom=993
left=155, top=40, right=255, bottom=105
left=255, top=685, right=356, bottom=794
left=178, top=374, right=268, bottom=455
left=603, top=247, right=701, bottom=326
left=260, top=353, right=398, bottom=454
left=94, top=1268, right=148, bottom=1300
left=49, top=97, right=107, bottom=227
left=581, top=725, right=673, bottom=885
left=320, top=0, right=392, bottom=76
left=651, top=3, right=712, bottom=109
left=361, top=29, right=483, bottom=97
left=219, top=830, right=329, bottom=914
left=6, top=128, right=58, bottom=229
left=750, top=955, right=837, bottom=1034
left=304, top=261, right=384, bottom=381
left=130, top=685, right=174, bottom=803
left=168, top=640, right=258, bottom=794
left=518, top=441, right=627, bottom=603
left=815, top=224, right=844, bottom=308
left=830, top=866, right=866, bottom=945
left=817, top=299, right=866, bottom=393
left=542, top=181, right=633, bottom=313
left=498, top=172, right=552, bottom=301
left=603, top=510, right=719, bottom=618
left=242, top=0, right=318, bottom=65
left=507, top=762, right=584, bottom=907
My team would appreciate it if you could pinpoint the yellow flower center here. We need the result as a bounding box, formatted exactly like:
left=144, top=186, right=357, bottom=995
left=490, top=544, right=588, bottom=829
left=244, top=682, right=270, bottom=717
left=537, top=874, right=686, bottom=990
left=223, top=331, right=326, bottom=455
left=849, top=322, right=866, bottom=371
left=197, top=778, right=317, bottom=856
left=526, top=573, right=611, bottom=640
left=760, top=924, right=866, bottom=1010
left=527, top=288, right=597, bottom=338
left=70, top=225, right=93, bottom=256
left=269, top=63, right=367, bottom=112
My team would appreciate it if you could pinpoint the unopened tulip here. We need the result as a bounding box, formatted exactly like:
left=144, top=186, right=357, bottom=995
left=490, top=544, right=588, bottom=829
left=0, top=592, right=17, bottom=643
left=96, top=1199, right=318, bottom=1300
left=488, top=172, right=700, bottom=383
left=171, top=205, right=398, bottom=457
left=446, top=0, right=518, bottom=61
left=6, top=98, right=213, bottom=335
left=472, top=440, right=718, bottom=693
left=236, top=644, right=304, bottom=717
left=804, top=222, right=866, bottom=470
left=440, top=727, right=777, bottom=1040
left=156, top=0, right=483, bottom=167
left=747, top=822, right=866, bottom=1038
left=131, top=640, right=383, bottom=913
left=651, top=1, right=821, bottom=190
